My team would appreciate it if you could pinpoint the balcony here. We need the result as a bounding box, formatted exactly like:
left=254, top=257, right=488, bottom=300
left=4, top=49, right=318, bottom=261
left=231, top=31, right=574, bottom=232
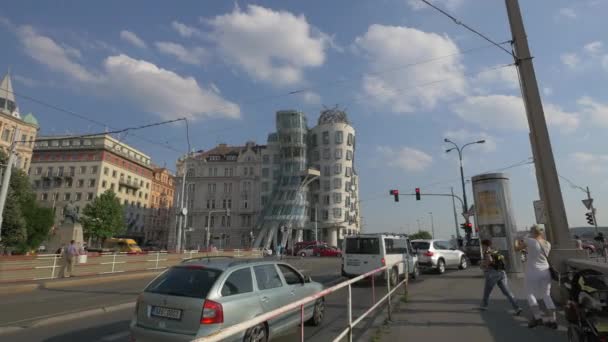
left=119, top=178, right=141, bottom=189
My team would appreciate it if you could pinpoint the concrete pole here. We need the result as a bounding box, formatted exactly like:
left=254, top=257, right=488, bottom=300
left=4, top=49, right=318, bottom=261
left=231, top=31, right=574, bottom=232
left=0, top=127, right=19, bottom=242
left=176, top=157, right=188, bottom=253
left=314, top=205, right=318, bottom=241
left=506, top=0, right=573, bottom=248
left=429, top=212, right=435, bottom=239
left=451, top=187, right=460, bottom=239
left=206, top=213, right=211, bottom=249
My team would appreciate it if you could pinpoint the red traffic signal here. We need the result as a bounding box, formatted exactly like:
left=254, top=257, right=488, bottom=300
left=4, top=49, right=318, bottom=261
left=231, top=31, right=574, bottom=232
left=389, top=189, right=399, bottom=202
left=415, top=187, right=421, bottom=201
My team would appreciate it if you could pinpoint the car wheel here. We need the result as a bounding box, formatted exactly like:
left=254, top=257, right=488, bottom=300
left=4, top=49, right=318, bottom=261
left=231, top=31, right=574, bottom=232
left=300, top=252, right=306, bottom=257
left=389, top=267, right=398, bottom=286
left=243, top=322, right=267, bottom=342
left=411, top=263, right=420, bottom=280
left=437, top=259, right=446, bottom=274
left=459, top=257, right=468, bottom=270
left=306, top=298, right=325, bottom=326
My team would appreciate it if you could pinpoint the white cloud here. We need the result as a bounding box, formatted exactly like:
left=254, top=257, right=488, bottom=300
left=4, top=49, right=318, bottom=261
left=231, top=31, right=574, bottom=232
left=444, top=129, right=496, bottom=153
left=602, top=55, right=608, bottom=71
left=452, top=95, right=579, bottom=132
left=543, top=87, right=553, bottom=96
left=570, top=152, right=608, bottom=173
left=584, top=41, right=603, bottom=55
left=16, top=25, right=97, bottom=82
left=377, top=146, right=433, bottom=172
left=299, top=91, right=321, bottom=104
left=578, top=96, right=608, bottom=127
left=171, top=21, right=202, bottom=38
left=155, top=42, right=209, bottom=65
left=205, top=4, right=327, bottom=86
left=557, top=8, right=577, bottom=19
left=13, top=74, right=43, bottom=87
left=560, top=53, right=580, bottom=68
left=103, top=54, right=240, bottom=121
left=407, top=0, right=464, bottom=11
left=355, top=24, right=465, bottom=114
left=473, top=66, right=519, bottom=90
left=120, top=30, right=147, bottom=49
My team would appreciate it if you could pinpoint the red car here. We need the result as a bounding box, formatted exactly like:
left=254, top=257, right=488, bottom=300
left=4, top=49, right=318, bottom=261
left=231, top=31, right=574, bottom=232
left=313, top=245, right=342, bottom=257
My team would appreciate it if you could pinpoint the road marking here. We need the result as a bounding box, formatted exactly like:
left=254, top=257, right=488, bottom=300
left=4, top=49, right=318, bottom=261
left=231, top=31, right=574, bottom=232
left=100, top=331, right=130, bottom=341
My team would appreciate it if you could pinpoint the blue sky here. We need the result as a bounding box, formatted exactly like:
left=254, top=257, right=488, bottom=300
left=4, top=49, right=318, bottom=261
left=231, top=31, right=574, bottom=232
left=1, top=0, right=607, bottom=238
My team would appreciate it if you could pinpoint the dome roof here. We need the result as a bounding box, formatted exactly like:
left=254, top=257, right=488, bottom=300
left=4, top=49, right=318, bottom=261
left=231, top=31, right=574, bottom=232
left=318, top=107, right=349, bottom=125
left=23, top=113, right=39, bottom=126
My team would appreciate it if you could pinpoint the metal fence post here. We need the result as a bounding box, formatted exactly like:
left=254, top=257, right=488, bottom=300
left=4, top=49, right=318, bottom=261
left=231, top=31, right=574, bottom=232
left=386, top=268, right=392, bottom=321
left=51, top=254, right=58, bottom=279
left=347, top=283, right=353, bottom=342
left=371, top=274, right=376, bottom=304
left=300, top=304, right=304, bottom=342
left=111, top=253, right=117, bottom=273
left=155, top=252, right=160, bottom=269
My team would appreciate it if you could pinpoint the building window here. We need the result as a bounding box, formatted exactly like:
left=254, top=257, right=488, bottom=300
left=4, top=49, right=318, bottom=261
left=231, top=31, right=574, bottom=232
left=335, top=131, right=343, bottom=144
left=312, top=150, right=320, bottom=162
left=66, top=179, right=73, bottom=187
left=243, top=167, right=248, bottom=176
left=347, top=133, right=354, bottom=146
left=79, top=166, right=86, bottom=174
left=333, top=178, right=342, bottom=190
left=77, top=179, right=84, bottom=188
left=323, top=180, right=330, bottom=192
left=34, top=180, right=41, bottom=188
left=206, top=200, right=211, bottom=209
left=91, top=166, right=98, bottom=174
left=346, top=150, right=353, bottom=161
left=333, top=208, right=342, bottom=219
left=104, top=167, right=109, bottom=175
left=224, top=168, right=229, bottom=177
left=1, top=129, right=10, bottom=142
left=249, top=167, right=254, bottom=176
left=211, top=199, right=216, bottom=209
left=323, top=165, right=330, bottom=176
left=112, top=170, right=117, bottom=178
left=102, top=180, right=107, bottom=188
left=323, top=195, right=330, bottom=205
left=87, top=193, right=94, bottom=201
left=322, top=210, right=329, bottom=221
left=262, top=168, right=269, bottom=178
left=222, top=199, right=227, bottom=209
left=323, top=149, right=330, bottom=160
left=76, top=193, right=82, bottom=201
left=335, top=149, right=343, bottom=160
left=89, top=179, right=96, bottom=187
left=322, top=131, right=329, bottom=145
left=273, top=154, right=280, bottom=164
left=110, top=183, right=115, bottom=191
left=41, top=193, right=48, bottom=201
left=261, top=196, right=268, bottom=206
left=334, top=164, right=342, bottom=175
left=227, top=199, right=232, bottom=209
left=35, top=167, right=42, bottom=175
left=262, top=155, right=270, bottom=164
left=334, top=193, right=342, bottom=203
left=311, top=133, right=318, bottom=147
left=261, top=182, right=269, bottom=192
left=64, top=193, right=71, bottom=201
left=345, top=167, right=352, bottom=177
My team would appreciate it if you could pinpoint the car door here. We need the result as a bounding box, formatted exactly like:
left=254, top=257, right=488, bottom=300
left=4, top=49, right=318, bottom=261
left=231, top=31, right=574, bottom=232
left=218, top=267, right=260, bottom=330
left=277, top=264, right=314, bottom=324
left=441, top=241, right=459, bottom=266
left=253, top=264, right=293, bottom=335
left=433, top=241, right=453, bottom=266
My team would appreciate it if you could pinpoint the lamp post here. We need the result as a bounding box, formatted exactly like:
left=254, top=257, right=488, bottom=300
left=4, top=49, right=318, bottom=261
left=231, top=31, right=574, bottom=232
left=428, top=212, right=435, bottom=239
left=444, top=138, right=485, bottom=216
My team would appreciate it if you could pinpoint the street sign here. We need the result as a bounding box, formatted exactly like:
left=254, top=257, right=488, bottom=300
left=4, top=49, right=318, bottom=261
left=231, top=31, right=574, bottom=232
left=583, top=198, right=594, bottom=210
left=533, top=200, right=546, bottom=224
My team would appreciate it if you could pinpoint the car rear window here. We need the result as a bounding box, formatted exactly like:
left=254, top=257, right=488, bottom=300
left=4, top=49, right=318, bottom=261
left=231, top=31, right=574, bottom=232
left=468, top=239, right=480, bottom=247
left=345, top=238, right=380, bottom=254
left=145, top=266, right=222, bottom=299
left=411, top=241, right=430, bottom=250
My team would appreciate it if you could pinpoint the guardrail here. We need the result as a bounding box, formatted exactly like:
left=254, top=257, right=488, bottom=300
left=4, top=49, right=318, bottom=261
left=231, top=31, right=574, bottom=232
left=0, top=249, right=263, bottom=283
left=194, top=261, right=407, bottom=342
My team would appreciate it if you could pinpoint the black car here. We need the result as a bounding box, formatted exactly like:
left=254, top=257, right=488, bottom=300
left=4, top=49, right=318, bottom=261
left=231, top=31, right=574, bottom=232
left=463, top=238, right=481, bottom=265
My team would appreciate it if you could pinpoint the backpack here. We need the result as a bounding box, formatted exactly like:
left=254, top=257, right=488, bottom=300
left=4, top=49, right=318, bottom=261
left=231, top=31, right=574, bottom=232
left=489, top=250, right=506, bottom=271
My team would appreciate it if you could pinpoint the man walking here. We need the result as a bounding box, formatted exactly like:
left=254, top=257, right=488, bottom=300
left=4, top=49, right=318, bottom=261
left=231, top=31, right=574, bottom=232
left=479, top=239, right=522, bottom=314
left=59, top=240, right=78, bottom=278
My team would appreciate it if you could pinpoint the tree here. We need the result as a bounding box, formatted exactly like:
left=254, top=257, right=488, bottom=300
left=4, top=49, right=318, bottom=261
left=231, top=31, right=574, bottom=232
left=409, top=230, right=433, bottom=240
left=81, top=190, right=125, bottom=243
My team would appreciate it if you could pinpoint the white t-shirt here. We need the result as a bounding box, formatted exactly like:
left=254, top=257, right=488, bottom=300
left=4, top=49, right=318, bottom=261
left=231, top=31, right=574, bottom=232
left=525, top=237, right=550, bottom=273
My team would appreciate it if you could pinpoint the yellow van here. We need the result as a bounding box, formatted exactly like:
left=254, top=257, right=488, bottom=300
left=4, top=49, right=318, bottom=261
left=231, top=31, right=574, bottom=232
left=103, top=238, right=142, bottom=253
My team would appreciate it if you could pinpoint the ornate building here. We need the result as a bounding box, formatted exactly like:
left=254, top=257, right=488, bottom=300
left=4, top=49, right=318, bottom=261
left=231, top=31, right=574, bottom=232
left=144, top=167, right=175, bottom=248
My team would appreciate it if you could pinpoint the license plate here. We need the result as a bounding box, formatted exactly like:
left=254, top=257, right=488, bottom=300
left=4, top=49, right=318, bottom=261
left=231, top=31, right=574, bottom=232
left=151, top=306, right=182, bottom=320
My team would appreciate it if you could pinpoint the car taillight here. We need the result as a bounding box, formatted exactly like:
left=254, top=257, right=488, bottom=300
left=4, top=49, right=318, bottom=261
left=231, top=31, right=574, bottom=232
left=424, top=251, right=434, bottom=257
left=201, top=300, right=224, bottom=324
left=381, top=258, right=386, bottom=266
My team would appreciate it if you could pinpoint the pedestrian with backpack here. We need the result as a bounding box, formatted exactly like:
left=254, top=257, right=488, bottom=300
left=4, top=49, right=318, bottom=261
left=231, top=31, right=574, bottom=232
left=479, top=239, right=522, bottom=315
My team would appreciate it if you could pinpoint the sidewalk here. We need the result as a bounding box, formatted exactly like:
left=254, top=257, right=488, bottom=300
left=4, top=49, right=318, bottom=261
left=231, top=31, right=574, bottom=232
left=378, top=268, right=566, bottom=342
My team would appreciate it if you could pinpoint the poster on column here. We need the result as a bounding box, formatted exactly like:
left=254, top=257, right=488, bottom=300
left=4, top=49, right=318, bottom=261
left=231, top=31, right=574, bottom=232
left=474, top=182, right=507, bottom=250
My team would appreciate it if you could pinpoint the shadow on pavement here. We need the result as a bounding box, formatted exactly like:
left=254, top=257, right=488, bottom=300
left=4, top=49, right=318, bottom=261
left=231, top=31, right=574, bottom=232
left=41, top=320, right=129, bottom=342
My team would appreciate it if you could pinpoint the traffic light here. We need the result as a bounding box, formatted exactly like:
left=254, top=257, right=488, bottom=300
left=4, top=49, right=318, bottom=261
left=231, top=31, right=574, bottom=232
left=389, top=189, right=399, bottom=202
left=415, top=187, right=421, bottom=201
left=460, top=222, right=473, bottom=233
left=586, top=212, right=595, bottom=225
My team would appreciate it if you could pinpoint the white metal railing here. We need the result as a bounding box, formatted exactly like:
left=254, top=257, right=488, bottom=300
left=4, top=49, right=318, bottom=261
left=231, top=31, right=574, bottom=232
left=194, top=261, right=407, bottom=342
left=33, top=254, right=61, bottom=280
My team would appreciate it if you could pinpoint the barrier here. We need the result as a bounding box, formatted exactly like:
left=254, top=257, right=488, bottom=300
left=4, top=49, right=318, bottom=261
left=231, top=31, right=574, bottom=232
left=0, top=249, right=264, bottom=283
left=194, top=261, right=407, bottom=342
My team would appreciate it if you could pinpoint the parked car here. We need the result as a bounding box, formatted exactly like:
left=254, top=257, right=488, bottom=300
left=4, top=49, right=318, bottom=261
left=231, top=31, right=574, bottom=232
left=298, top=245, right=318, bottom=257
left=314, top=245, right=342, bottom=257
left=130, top=258, right=325, bottom=342
left=462, top=237, right=481, bottom=265
left=341, top=233, right=415, bottom=286
left=293, top=241, right=326, bottom=255
left=411, top=239, right=468, bottom=274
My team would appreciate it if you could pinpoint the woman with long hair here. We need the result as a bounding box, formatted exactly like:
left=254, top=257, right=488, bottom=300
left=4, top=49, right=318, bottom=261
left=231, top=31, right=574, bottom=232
left=515, top=225, right=557, bottom=329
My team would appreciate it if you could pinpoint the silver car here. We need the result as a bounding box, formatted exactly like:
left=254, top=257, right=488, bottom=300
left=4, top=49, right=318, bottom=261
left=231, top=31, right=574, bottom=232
left=130, top=258, right=326, bottom=342
left=411, top=239, right=468, bottom=274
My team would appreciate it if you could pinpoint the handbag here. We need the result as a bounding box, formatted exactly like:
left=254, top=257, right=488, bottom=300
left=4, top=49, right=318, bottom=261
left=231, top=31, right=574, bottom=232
left=539, top=240, right=559, bottom=281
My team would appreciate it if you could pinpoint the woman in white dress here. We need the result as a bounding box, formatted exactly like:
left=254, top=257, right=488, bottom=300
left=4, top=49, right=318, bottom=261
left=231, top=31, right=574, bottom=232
left=515, top=225, right=557, bottom=329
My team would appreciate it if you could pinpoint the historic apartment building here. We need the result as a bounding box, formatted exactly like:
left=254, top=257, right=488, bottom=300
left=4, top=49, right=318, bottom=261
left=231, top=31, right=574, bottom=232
left=171, top=142, right=264, bottom=249
left=29, top=134, right=154, bottom=242
left=0, top=72, right=40, bottom=171
left=144, top=167, right=175, bottom=248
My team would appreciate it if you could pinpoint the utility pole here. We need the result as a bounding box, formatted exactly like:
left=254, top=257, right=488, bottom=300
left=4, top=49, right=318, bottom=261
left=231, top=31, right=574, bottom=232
left=429, top=212, right=435, bottom=239
left=314, top=204, right=318, bottom=241
left=451, top=187, right=461, bottom=239
left=176, top=156, right=188, bottom=253
left=505, top=0, right=573, bottom=249
left=0, top=127, right=19, bottom=242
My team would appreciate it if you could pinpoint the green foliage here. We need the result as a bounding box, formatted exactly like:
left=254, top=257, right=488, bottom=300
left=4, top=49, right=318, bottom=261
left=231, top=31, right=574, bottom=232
left=409, top=230, right=433, bottom=240
left=82, top=190, right=125, bottom=241
left=1, top=192, right=27, bottom=247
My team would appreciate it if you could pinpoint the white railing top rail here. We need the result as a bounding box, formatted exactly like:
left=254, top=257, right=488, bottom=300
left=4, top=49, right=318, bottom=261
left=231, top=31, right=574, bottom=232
left=193, top=261, right=402, bottom=342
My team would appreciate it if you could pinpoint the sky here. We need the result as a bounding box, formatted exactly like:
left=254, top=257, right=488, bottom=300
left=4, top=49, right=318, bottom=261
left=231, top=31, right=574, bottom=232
left=1, top=0, right=607, bottom=239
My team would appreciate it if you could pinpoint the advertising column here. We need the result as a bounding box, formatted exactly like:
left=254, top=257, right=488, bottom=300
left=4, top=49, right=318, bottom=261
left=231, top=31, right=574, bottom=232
left=472, top=173, right=522, bottom=274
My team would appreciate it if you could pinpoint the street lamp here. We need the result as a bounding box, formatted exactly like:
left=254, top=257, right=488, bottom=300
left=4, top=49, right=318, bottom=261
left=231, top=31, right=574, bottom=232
left=444, top=138, right=485, bottom=220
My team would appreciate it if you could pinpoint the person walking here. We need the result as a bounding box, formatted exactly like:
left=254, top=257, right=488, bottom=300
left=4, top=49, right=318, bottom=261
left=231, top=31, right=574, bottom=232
left=59, top=240, right=78, bottom=278
left=479, top=239, right=522, bottom=315
left=515, top=225, right=557, bottom=329
left=276, top=243, right=282, bottom=260
left=573, top=235, right=583, bottom=250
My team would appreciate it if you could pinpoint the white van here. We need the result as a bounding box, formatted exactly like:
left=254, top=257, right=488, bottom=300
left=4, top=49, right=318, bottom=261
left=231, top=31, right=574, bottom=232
left=341, top=233, right=417, bottom=286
